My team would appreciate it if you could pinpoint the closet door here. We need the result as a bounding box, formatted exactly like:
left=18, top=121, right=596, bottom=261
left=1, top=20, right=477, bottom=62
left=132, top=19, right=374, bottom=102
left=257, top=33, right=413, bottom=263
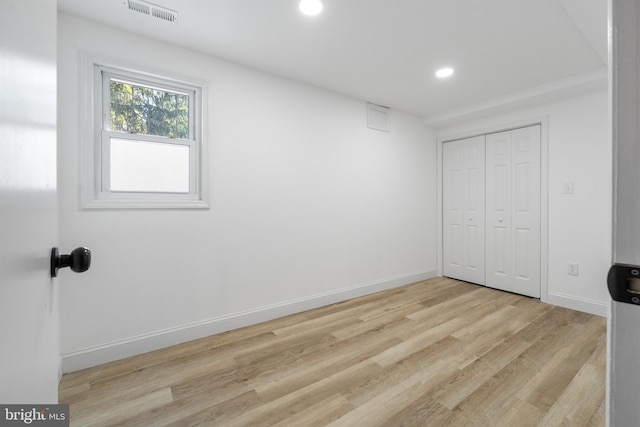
left=485, top=125, right=541, bottom=297
left=485, top=131, right=512, bottom=290
left=443, top=135, right=485, bottom=284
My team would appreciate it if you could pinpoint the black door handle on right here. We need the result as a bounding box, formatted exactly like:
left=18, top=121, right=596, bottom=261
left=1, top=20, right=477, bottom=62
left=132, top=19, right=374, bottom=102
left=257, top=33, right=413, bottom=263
left=51, top=247, right=91, bottom=278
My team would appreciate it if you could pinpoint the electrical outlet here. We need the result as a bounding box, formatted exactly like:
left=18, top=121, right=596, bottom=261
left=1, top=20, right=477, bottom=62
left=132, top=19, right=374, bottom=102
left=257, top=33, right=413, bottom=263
left=568, top=262, right=579, bottom=276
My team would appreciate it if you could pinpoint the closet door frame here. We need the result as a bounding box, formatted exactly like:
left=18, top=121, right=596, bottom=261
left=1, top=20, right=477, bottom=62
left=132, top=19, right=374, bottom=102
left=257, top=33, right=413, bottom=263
left=436, top=117, right=549, bottom=304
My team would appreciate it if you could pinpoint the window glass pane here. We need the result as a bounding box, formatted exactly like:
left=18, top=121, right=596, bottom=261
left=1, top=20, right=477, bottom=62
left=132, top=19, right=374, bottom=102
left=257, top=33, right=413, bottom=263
left=109, top=79, right=189, bottom=139
left=110, top=138, right=190, bottom=193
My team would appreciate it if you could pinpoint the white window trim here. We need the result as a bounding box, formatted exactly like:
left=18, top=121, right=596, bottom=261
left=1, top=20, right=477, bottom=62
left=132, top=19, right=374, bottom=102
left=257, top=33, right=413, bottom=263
left=79, top=52, right=209, bottom=210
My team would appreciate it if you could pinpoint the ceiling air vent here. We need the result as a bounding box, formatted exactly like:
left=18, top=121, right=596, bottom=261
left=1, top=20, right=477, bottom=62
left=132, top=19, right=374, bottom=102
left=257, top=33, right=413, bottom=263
left=125, top=0, right=178, bottom=24
left=366, top=103, right=390, bottom=132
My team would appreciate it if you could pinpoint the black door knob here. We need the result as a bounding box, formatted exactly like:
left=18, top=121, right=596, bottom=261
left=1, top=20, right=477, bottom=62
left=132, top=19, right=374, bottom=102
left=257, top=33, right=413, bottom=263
left=51, top=247, right=91, bottom=277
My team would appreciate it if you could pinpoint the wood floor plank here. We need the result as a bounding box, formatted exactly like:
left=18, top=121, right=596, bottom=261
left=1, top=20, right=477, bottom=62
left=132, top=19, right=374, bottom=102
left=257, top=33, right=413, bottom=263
left=405, top=287, right=490, bottom=322
left=330, top=305, right=421, bottom=340
left=455, top=354, right=540, bottom=422
left=537, top=320, right=607, bottom=426
left=167, top=390, right=262, bottom=427
left=127, top=390, right=262, bottom=427
left=516, top=316, right=605, bottom=412
left=70, top=387, right=173, bottom=427
left=224, top=361, right=383, bottom=427
left=340, top=335, right=463, bottom=408
left=377, top=397, right=474, bottom=427
left=327, top=360, right=452, bottom=426
left=270, top=394, right=354, bottom=427
left=59, top=278, right=606, bottom=426
left=489, top=397, right=545, bottom=427
left=270, top=304, right=366, bottom=337
left=371, top=317, right=468, bottom=367
left=432, top=358, right=515, bottom=411
left=450, top=305, right=529, bottom=369
left=232, top=329, right=337, bottom=370
left=254, top=332, right=400, bottom=402
left=82, top=354, right=236, bottom=406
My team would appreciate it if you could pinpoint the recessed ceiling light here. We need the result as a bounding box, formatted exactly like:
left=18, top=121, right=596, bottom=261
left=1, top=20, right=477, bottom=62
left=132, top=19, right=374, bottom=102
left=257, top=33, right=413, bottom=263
left=299, top=0, right=324, bottom=16
left=436, top=67, right=454, bottom=78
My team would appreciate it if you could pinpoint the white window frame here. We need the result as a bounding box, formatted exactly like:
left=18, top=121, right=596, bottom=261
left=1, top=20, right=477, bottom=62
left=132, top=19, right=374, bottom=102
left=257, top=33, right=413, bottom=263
left=80, top=56, right=208, bottom=210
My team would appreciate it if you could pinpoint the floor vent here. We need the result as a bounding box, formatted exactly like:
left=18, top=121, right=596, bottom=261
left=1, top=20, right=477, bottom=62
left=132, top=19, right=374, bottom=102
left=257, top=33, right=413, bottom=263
left=126, top=0, right=178, bottom=24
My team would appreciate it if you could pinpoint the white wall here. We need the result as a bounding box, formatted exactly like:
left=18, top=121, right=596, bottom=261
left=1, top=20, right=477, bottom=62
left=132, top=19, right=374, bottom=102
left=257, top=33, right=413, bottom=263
left=57, top=13, right=437, bottom=372
left=437, top=90, right=611, bottom=316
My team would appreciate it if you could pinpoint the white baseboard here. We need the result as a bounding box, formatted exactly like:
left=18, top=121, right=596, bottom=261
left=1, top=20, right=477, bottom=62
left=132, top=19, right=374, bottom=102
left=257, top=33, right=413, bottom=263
left=61, top=269, right=437, bottom=373
left=546, top=291, right=608, bottom=317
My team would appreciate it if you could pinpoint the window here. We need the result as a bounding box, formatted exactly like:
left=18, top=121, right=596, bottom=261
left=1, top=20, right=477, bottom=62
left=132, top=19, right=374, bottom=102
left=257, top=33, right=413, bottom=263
left=85, top=64, right=207, bottom=209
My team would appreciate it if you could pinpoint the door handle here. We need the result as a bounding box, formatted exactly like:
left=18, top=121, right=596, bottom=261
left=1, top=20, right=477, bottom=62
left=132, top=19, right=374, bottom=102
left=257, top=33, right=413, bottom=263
left=51, top=247, right=91, bottom=278
left=608, top=263, right=640, bottom=305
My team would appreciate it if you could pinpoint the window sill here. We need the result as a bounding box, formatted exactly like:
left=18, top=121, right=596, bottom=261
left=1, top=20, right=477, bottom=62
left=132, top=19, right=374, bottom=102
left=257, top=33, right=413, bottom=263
left=81, top=198, right=210, bottom=210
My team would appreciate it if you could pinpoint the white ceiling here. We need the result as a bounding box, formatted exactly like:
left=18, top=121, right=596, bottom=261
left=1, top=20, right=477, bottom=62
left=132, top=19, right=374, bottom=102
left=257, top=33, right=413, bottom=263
left=57, top=0, right=608, bottom=120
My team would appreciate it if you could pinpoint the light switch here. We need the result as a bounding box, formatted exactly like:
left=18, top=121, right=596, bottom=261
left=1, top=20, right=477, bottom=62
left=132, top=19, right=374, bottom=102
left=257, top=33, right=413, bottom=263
left=563, top=182, right=574, bottom=194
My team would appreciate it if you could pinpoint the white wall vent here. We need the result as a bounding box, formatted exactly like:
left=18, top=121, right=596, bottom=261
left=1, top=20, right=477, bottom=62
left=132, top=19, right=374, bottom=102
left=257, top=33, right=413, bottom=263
left=366, top=103, right=390, bottom=132
left=125, top=0, right=178, bottom=24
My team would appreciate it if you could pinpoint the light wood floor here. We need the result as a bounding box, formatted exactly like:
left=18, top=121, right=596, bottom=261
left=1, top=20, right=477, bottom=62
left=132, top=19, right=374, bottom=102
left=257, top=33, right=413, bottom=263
left=59, top=278, right=606, bottom=426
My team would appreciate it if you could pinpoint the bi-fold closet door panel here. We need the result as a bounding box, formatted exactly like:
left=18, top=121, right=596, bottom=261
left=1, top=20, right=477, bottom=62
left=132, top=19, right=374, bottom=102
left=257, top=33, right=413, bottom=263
left=443, top=125, right=541, bottom=298
left=486, top=125, right=541, bottom=298
left=442, top=135, right=485, bottom=285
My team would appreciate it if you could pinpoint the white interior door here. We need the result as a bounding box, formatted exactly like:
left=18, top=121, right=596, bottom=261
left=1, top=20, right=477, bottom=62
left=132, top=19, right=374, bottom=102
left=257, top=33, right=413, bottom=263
left=511, top=126, right=541, bottom=297
left=443, top=139, right=464, bottom=280
left=485, top=131, right=512, bottom=290
left=485, top=126, right=541, bottom=298
left=443, top=135, right=485, bottom=284
left=609, top=0, right=640, bottom=424
left=0, top=0, right=59, bottom=403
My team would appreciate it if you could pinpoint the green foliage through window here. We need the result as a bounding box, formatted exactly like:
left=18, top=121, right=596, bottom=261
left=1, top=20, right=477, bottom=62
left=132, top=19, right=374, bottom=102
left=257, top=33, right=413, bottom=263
left=109, top=79, right=189, bottom=139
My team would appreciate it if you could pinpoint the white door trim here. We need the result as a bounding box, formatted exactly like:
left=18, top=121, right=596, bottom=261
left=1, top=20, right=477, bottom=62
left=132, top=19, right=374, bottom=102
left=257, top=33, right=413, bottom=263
left=436, top=116, right=549, bottom=304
